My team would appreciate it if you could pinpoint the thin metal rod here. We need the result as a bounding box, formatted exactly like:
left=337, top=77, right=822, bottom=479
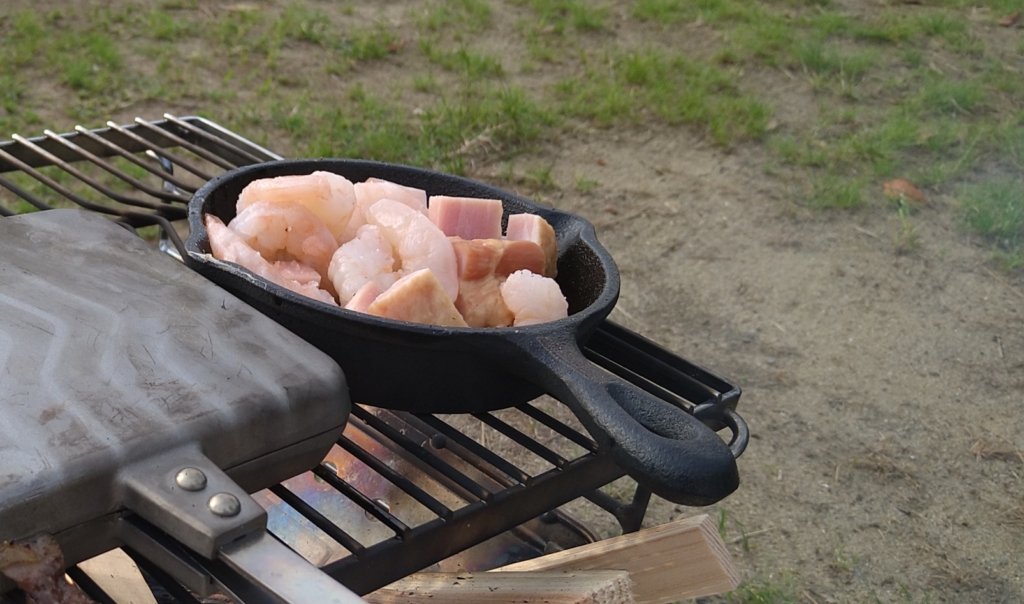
left=105, top=121, right=215, bottom=181
left=312, top=465, right=411, bottom=538
left=335, top=434, right=455, bottom=521
left=43, top=130, right=190, bottom=203
left=517, top=403, right=598, bottom=452
left=268, top=484, right=367, bottom=556
left=163, top=113, right=267, bottom=166
left=475, top=412, right=568, bottom=469
left=0, top=174, right=52, bottom=212
left=415, top=414, right=531, bottom=485
left=74, top=126, right=199, bottom=192
left=351, top=408, right=493, bottom=503
left=11, top=135, right=184, bottom=215
left=0, top=147, right=127, bottom=216
left=134, top=118, right=238, bottom=171
left=65, top=566, right=118, bottom=604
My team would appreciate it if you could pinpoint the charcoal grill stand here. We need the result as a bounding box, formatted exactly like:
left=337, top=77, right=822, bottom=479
left=0, top=116, right=746, bottom=603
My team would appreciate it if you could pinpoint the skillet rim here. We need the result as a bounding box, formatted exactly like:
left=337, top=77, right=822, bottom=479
left=184, top=158, right=620, bottom=338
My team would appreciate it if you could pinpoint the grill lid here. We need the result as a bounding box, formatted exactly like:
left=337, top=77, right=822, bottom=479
left=0, top=209, right=349, bottom=547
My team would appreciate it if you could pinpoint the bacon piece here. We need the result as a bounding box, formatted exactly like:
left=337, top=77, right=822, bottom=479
left=0, top=535, right=97, bottom=604
left=505, top=214, right=558, bottom=278
left=428, top=196, right=503, bottom=240
left=451, top=238, right=546, bottom=328
left=367, top=269, right=468, bottom=327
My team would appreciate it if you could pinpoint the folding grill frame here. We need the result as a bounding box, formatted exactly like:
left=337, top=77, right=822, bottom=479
left=0, top=116, right=747, bottom=603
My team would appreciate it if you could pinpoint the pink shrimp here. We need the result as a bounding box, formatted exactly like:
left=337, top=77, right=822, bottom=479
left=228, top=200, right=338, bottom=289
left=238, top=171, right=356, bottom=244
left=205, top=215, right=337, bottom=305
left=327, top=225, right=398, bottom=305
left=499, top=269, right=568, bottom=326
left=365, top=199, right=459, bottom=301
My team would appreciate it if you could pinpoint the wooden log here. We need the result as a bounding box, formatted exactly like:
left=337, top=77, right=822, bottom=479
left=492, top=515, right=739, bottom=604
left=365, top=570, right=634, bottom=604
left=77, top=548, right=157, bottom=604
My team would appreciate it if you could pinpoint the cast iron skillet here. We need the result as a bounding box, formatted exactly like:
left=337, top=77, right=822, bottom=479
left=185, top=159, right=739, bottom=506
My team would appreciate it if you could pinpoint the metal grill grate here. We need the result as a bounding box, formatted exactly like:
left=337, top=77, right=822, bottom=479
left=0, top=116, right=746, bottom=603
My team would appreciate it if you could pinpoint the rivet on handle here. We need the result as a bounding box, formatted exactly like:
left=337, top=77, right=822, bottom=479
left=208, top=493, right=241, bottom=517
left=175, top=467, right=207, bottom=492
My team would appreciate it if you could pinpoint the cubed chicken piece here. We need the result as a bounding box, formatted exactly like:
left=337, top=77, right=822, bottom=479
left=345, top=281, right=384, bottom=313
left=451, top=238, right=546, bottom=328
left=428, top=196, right=503, bottom=240
left=499, top=269, right=568, bottom=326
left=505, top=213, right=558, bottom=278
left=367, top=269, right=468, bottom=327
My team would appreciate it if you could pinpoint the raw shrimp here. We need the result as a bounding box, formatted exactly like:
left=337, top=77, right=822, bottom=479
left=499, top=269, right=568, bottom=326
left=238, top=171, right=356, bottom=244
left=205, top=215, right=338, bottom=305
left=343, top=178, right=428, bottom=242
left=228, top=200, right=338, bottom=288
left=365, top=199, right=459, bottom=301
left=328, top=225, right=398, bottom=305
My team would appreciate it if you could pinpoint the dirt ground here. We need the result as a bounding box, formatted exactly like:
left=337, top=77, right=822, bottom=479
left=551, top=127, right=1024, bottom=603
left=2, top=1, right=1023, bottom=602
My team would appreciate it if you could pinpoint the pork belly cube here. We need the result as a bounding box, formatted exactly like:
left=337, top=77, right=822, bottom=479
left=428, top=196, right=503, bottom=240
left=505, top=213, right=557, bottom=278
left=451, top=238, right=546, bottom=328
left=367, top=269, right=468, bottom=327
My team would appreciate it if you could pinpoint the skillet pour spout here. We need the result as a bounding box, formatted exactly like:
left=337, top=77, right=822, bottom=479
left=185, top=158, right=740, bottom=505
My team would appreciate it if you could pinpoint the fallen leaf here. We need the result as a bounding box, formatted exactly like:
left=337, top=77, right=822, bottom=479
left=882, top=178, right=927, bottom=206
left=999, top=11, right=1020, bottom=26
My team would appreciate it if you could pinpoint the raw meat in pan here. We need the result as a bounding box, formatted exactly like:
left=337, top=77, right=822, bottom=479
left=365, top=199, right=459, bottom=302
left=205, top=214, right=338, bottom=305
left=344, top=178, right=428, bottom=242
left=505, top=213, right=558, bottom=278
left=367, top=268, right=468, bottom=327
left=237, top=170, right=356, bottom=245
left=428, top=196, right=503, bottom=240
left=328, top=225, right=398, bottom=305
left=499, top=269, right=568, bottom=326
left=228, top=200, right=338, bottom=294
left=451, top=238, right=546, bottom=328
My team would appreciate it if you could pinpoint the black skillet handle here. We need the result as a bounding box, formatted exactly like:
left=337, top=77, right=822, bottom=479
left=512, top=332, right=740, bottom=506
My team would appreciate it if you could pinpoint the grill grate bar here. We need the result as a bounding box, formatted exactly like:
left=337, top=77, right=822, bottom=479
left=335, top=434, right=455, bottom=521
left=474, top=412, right=569, bottom=470
left=416, top=414, right=532, bottom=485
left=311, top=465, right=411, bottom=537
left=42, top=130, right=191, bottom=203
left=65, top=566, right=117, bottom=604
left=10, top=134, right=184, bottom=215
left=73, top=126, right=200, bottom=193
left=0, top=175, right=49, bottom=212
left=517, top=402, right=598, bottom=452
left=268, top=483, right=366, bottom=556
left=161, top=114, right=268, bottom=167
left=132, top=118, right=240, bottom=172
left=351, top=407, right=494, bottom=503
left=103, top=121, right=215, bottom=181
left=0, top=146, right=132, bottom=217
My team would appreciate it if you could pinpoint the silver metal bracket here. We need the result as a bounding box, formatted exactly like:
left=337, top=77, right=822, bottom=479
left=118, top=446, right=266, bottom=560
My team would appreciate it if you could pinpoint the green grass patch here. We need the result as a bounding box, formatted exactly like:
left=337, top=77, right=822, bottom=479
left=960, top=178, right=1024, bottom=267
left=421, top=41, right=504, bottom=78
left=417, top=0, right=493, bottom=33
left=557, top=49, right=769, bottom=143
